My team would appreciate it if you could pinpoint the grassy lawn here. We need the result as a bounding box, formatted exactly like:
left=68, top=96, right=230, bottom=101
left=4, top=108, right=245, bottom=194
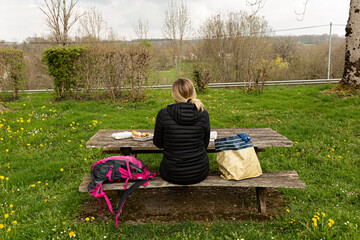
left=0, top=85, right=359, bottom=239
left=155, top=62, right=194, bottom=85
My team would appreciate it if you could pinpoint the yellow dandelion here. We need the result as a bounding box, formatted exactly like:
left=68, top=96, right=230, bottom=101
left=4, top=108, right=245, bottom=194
left=5, top=214, right=9, bottom=219
left=5, top=177, right=9, bottom=181
left=44, top=199, right=47, bottom=203
left=31, top=184, right=36, bottom=187
left=286, top=209, right=290, bottom=213
left=329, top=219, right=334, bottom=224
left=69, top=231, right=75, bottom=237
left=327, top=155, right=330, bottom=158
left=11, top=211, right=14, bottom=214
left=67, top=140, right=71, bottom=142
left=314, top=222, right=318, bottom=227
left=338, top=156, right=342, bottom=159
left=0, top=176, right=4, bottom=180
left=60, top=168, right=64, bottom=172
left=9, top=204, right=13, bottom=208
left=13, top=221, right=17, bottom=225
left=328, top=222, right=332, bottom=227
left=5, top=149, right=9, bottom=152
left=91, top=217, right=95, bottom=220
left=45, top=183, right=48, bottom=186
left=80, top=145, right=83, bottom=147
left=37, top=181, right=41, bottom=184
left=85, top=217, right=90, bottom=221
left=322, top=212, right=325, bottom=217
left=63, top=222, right=66, bottom=225
left=7, top=227, right=11, bottom=232
left=312, top=218, right=317, bottom=223
left=316, top=212, right=320, bottom=216
left=0, top=224, right=4, bottom=229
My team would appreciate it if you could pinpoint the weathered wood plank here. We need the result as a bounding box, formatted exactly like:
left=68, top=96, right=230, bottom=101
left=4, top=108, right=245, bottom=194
left=86, top=128, right=293, bottom=149
left=79, top=171, right=306, bottom=192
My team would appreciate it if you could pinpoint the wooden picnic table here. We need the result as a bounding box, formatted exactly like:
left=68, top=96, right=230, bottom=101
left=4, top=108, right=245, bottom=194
left=86, top=128, right=293, bottom=155
left=83, top=128, right=303, bottom=214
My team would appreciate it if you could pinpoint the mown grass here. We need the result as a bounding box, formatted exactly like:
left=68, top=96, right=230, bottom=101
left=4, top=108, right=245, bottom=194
left=0, top=84, right=359, bottom=239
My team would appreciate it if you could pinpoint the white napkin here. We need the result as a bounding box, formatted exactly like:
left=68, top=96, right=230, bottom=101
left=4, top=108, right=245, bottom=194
left=111, top=131, right=133, bottom=140
left=210, top=131, right=217, bottom=141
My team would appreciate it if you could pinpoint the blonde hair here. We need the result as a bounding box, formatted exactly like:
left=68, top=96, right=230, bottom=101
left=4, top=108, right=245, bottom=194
left=171, top=78, right=204, bottom=112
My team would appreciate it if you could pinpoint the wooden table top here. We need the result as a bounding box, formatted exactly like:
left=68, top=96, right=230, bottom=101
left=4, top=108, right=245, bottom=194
left=86, top=128, right=293, bottom=151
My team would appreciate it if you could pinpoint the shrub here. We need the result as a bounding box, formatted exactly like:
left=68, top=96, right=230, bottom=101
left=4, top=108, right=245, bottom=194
left=42, top=46, right=85, bottom=98
left=42, top=44, right=154, bottom=100
left=0, top=49, right=26, bottom=98
left=192, top=63, right=211, bottom=92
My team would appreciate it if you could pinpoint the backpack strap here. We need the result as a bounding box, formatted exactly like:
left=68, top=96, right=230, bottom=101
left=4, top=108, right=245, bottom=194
left=88, top=183, right=115, bottom=216
left=114, top=179, right=147, bottom=228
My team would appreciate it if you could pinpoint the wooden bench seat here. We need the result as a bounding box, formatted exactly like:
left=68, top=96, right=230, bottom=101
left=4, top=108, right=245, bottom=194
left=79, top=170, right=305, bottom=214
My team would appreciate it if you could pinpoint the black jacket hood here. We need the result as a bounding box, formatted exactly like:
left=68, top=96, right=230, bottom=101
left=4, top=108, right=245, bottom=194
left=166, top=102, right=203, bottom=125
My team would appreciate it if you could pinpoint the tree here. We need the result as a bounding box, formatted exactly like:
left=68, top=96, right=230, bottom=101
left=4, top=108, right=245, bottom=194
left=247, top=0, right=360, bottom=89
left=38, top=0, right=83, bottom=45
left=340, top=0, right=360, bottom=88
left=78, top=6, right=108, bottom=42
left=133, top=19, right=149, bottom=40
left=272, top=36, right=298, bottom=62
left=195, top=11, right=273, bottom=90
left=162, top=0, right=191, bottom=76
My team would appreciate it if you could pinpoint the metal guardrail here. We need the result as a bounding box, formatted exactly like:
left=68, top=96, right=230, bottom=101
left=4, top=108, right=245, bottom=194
left=1, top=78, right=340, bottom=93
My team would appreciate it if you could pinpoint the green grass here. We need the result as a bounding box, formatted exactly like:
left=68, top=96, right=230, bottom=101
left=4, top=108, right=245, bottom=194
left=0, top=84, right=359, bottom=239
left=156, top=62, right=194, bottom=85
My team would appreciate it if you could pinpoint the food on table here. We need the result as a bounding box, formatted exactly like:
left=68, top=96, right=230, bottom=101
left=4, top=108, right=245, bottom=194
left=132, top=130, right=150, bottom=138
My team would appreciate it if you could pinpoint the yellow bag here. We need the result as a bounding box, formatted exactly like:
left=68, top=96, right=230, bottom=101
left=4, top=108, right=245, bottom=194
left=215, top=133, right=262, bottom=180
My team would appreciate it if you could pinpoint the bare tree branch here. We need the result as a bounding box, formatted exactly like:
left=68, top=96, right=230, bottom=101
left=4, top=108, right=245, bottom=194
left=133, top=19, right=149, bottom=40
left=38, top=0, right=83, bottom=45
left=294, top=0, right=310, bottom=21
left=246, top=0, right=266, bottom=15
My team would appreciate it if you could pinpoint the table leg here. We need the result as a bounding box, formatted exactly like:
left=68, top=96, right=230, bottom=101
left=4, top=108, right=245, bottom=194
left=102, top=147, right=137, bottom=157
left=119, top=148, right=137, bottom=157
left=256, top=187, right=266, bottom=213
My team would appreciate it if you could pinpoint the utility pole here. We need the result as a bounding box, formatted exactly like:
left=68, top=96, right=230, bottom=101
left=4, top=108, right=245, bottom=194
left=327, top=22, right=332, bottom=79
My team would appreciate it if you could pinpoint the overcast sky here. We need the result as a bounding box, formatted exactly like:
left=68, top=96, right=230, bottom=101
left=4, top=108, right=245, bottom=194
left=0, top=0, right=351, bottom=42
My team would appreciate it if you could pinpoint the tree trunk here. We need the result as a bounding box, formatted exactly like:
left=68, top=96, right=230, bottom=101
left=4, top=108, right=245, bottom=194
left=340, top=0, right=360, bottom=88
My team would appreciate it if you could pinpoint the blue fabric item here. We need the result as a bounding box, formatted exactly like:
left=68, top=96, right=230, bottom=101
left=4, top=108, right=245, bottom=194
left=215, top=134, right=253, bottom=152
left=237, top=133, right=250, bottom=142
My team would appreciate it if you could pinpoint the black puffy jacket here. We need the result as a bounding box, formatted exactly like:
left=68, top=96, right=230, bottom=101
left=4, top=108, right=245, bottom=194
left=153, top=102, right=210, bottom=185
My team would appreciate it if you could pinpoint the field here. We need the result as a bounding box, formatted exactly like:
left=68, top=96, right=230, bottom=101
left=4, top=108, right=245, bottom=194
left=0, top=84, right=359, bottom=239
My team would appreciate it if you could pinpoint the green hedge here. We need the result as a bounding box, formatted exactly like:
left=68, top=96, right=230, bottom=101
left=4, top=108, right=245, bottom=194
left=42, top=46, right=85, bottom=98
left=0, top=49, right=26, bottom=98
left=42, top=44, right=154, bottom=100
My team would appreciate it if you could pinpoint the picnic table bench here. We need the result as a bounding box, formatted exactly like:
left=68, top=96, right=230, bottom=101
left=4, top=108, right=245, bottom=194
left=81, top=128, right=305, bottom=214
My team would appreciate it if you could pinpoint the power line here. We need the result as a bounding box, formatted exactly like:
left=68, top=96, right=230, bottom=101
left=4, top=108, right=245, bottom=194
left=274, top=24, right=346, bottom=33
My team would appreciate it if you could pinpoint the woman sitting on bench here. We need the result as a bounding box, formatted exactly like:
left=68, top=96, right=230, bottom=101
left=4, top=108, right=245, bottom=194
left=153, top=78, right=211, bottom=185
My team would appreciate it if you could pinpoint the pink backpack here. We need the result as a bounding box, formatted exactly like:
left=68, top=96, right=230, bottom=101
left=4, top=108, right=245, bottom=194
left=88, top=156, right=156, bottom=228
